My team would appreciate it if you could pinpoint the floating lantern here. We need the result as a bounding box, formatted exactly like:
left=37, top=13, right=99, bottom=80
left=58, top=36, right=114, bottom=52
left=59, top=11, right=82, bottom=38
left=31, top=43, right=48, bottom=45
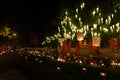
left=60, top=38, right=65, bottom=46
left=92, top=36, right=101, bottom=47
left=77, top=32, right=84, bottom=41
left=76, top=32, right=83, bottom=54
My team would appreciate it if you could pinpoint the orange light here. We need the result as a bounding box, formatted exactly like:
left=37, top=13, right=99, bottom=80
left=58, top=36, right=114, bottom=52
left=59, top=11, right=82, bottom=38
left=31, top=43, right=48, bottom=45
left=77, top=32, right=84, bottom=41
left=100, top=72, right=106, bottom=77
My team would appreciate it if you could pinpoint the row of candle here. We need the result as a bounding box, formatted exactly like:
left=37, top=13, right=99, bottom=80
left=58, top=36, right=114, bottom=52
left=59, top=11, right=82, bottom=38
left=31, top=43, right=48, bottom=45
left=13, top=47, right=120, bottom=70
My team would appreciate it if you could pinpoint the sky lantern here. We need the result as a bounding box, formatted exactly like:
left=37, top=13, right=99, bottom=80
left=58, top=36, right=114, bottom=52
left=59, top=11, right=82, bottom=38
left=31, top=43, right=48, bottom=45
left=60, top=38, right=65, bottom=46
left=92, top=36, right=101, bottom=47
left=77, top=32, right=84, bottom=41
left=76, top=32, right=84, bottom=54
left=92, top=36, right=102, bottom=54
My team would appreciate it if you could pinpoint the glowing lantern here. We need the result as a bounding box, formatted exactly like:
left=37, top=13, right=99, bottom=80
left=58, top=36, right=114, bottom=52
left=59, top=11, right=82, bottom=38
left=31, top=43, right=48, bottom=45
left=100, top=72, right=106, bottom=77
left=76, top=32, right=83, bottom=54
left=77, top=32, right=84, bottom=41
left=60, top=38, right=65, bottom=46
left=92, top=37, right=101, bottom=47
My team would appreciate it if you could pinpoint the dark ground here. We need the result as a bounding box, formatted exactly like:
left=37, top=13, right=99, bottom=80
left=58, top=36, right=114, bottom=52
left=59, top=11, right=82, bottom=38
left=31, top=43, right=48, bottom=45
left=0, top=53, right=62, bottom=80
left=0, top=53, right=37, bottom=80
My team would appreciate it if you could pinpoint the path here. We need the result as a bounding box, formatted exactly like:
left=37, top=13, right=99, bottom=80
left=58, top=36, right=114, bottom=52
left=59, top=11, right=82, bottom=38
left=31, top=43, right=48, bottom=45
left=0, top=53, right=32, bottom=80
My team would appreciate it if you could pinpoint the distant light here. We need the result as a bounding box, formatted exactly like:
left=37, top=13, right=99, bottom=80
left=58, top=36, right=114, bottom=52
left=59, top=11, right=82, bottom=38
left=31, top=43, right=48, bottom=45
left=100, top=72, right=106, bottom=77
left=13, top=33, right=17, bottom=37
left=82, top=68, right=87, bottom=71
left=57, top=67, right=61, bottom=70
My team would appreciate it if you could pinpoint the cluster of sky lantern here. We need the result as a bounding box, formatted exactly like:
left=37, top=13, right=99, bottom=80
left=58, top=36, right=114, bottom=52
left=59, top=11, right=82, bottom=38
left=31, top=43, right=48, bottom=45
left=42, top=1, right=120, bottom=45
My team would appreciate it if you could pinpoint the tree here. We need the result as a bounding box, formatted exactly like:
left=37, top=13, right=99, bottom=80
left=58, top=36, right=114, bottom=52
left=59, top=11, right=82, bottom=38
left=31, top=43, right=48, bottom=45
left=0, top=25, right=17, bottom=47
left=43, top=0, right=120, bottom=48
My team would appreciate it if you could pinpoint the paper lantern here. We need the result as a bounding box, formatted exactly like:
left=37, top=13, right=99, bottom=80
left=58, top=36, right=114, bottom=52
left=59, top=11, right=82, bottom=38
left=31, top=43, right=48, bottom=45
left=92, top=37, right=101, bottom=46
left=77, top=32, right=84, bottom=41
left=60, top=38, right=65, bottom=46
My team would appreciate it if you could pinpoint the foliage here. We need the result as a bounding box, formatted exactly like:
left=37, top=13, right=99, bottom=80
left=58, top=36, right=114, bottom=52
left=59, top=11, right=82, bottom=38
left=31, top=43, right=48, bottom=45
left=43, top=0, right=120, bottom=48
left=0, top=26, right=17, bottom=45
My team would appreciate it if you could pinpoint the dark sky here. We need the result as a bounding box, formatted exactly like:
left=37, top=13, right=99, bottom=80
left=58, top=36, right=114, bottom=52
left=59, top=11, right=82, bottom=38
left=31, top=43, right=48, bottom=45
left=0, top=0, right=109, bottom=31
left=0, top=0, right=59, bottom=34
left=0, top=0, right=62, bottom=45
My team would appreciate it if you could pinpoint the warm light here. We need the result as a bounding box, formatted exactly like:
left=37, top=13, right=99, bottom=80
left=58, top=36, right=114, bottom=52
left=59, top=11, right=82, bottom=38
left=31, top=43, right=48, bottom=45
left=82, top=68, right=87, bottom=71
left=96, top=7, right=99, bottom=12
left=116, top=23, right=119, bottom=27
left=75, top=14, right=78, bottom=18
left=43, top=1, right=120, bottom=45
left=101, top=63, right=105, bottom=66
left=103, top=28, right=108, bottom=33
left=65, top=11, right=68, bottom=15
left=77, top=32, right=84, bottom=41
left=57, top=67, right=61, bottom=70
left=101, top=18, right=103, bottom=23
left=92, top=36, right=101, bottom=46
left=111, top=14, right=114, bottom=18
left=79, top=18, right=81, bottom=21
left=13, top=33, right=17, bottom=37
left=79, top=60, right=83, bottom=64
left=94, top=32, right=97, bottom=37
left=81, top=3, right=85, bottom=10
left=60, top=38, right=65, bottom=46
left=100, top=72, right=106, bottom=77
left=76, top=8, right=78, bottom=13
left=91, top=62, right=94, bottom=65
left=92, top=11, right=95, bottom=16
left=93, top=24, right=97, bottom=29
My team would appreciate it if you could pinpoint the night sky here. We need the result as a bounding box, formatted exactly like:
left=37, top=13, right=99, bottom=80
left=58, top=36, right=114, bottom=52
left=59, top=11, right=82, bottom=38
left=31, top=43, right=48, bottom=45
left=0, top=0, right=60, bottom=36
left=0, top=0, right=109, bottom=31
left=0, top=0, right=63, bottom=46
